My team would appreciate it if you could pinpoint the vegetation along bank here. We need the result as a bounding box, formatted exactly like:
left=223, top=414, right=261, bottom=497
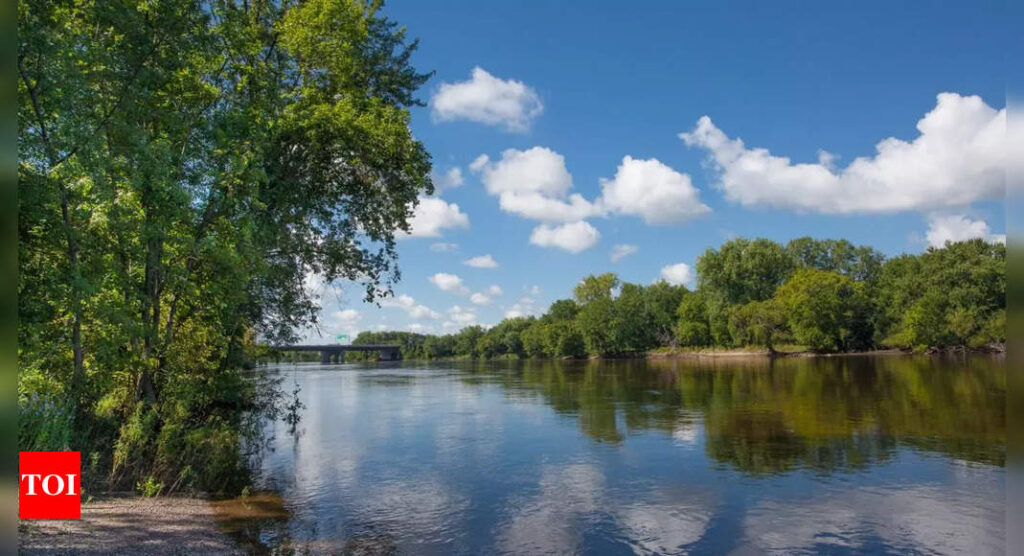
left=319, top=237, right=1004, bottom=362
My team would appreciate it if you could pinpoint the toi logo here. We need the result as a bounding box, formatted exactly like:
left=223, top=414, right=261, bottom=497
left=19, top=451, right=81, bottom=519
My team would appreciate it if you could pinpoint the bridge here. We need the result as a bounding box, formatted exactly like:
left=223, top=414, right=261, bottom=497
left=273, top=344, right=402, bottom=363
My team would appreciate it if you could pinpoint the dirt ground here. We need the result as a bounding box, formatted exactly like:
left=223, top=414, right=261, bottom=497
left=18, top=495, right=242, bottom=555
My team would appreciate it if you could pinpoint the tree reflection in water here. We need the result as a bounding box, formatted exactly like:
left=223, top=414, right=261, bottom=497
left=480, top=355, right=1004, bottom=475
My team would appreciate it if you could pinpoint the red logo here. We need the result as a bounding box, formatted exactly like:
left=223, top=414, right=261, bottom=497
left=19, top=451, right=81, bottom=519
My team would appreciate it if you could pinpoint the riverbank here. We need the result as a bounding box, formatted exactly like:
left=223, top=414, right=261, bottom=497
left=647, top=344, right=1004, bottom=359
left=647, top=347, right=907, bottom=359
left=18, top=494, right=242, bottom=555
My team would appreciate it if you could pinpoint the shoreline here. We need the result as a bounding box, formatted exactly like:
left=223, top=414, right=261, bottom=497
left=268, top=344, right=1005, bottom=366
left=18, top=494, right=242, bottom=555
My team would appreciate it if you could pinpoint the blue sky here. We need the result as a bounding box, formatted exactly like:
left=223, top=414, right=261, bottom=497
left=303, top=1, right=1008, bottom=341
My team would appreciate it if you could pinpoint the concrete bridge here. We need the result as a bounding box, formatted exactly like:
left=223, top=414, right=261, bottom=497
left=273, top=344, right=402, bottom=363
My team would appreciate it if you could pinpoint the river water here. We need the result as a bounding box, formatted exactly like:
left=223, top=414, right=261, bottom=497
left=242, top=355, right=1005, bottom=554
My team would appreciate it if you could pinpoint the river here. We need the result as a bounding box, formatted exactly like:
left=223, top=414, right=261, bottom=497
left=236, top=355, right=1005, bottom=554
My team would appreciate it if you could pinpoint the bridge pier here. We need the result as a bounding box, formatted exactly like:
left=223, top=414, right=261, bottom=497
left=379, top=348, right=401, bottom=361
left=320, top=350, right=331, bottom=364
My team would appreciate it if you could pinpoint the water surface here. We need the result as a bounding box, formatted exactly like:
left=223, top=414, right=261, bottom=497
left=246, top=355, right=1004, bottom=554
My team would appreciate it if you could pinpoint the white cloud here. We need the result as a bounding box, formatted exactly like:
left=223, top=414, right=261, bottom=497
left=472, top=148, right=714, bottom=230
left=529, top=221, right=600, bottom=253
left=925, top=214, right=1005, bottom=248
left=429, top=242, right=458, bottom=252
left=527, top=285, right=541, bottom=296
left=431, top=67, right=543, bottom=132
left=680, top=93, right=1006, bottom=214
left=463, top=254, right=499, bottom=269
left=599, top=156, right=710, bottom=224
left=432, top=167, right=464, bottom=190
left=469, top=154, right=490, bottom=172
left=429, top=272, right=470, bottom=295
left=470, top=292, right=492, bottom=306
left=404, top=196, right=470, bottom=238
left=659, top=262, right=694, bottom=286
left=305, top=308, right=363, bottom=343
left=407, top=323, right=427, bottom=333
left=610, top=244, right=638, bottom=263
left=505, top=297, right=538, bottom=319
left=448, top=305, right=478, bottom=325
left=380, top=294, right=441, bottom=320
left=470, top=147, right=602, bottom=223
left=332, top=309, right=360, bottom=322
left=488, top=285, right=504, bottom=296
left=496, top=191, right=601, bottom=223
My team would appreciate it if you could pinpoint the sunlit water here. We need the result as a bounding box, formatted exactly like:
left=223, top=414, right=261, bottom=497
left=242, top=355, right=1005, bottom=554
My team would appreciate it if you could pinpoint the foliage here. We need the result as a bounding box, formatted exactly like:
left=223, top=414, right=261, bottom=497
left=727, top=300, right=788, bottom=350
left=774, top=269, right=871, bottom=352
left=342, top=238, right=1002, bottom=361
left=573, top=273, right=618, bottom=304
left=18, top=0, right=432, bottom=493
left=875, top=239, right=1005, bottom=349
left=676, top=293, right=712, bottom=347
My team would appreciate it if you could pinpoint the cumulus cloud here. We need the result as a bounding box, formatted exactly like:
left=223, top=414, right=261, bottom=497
left=429, top=272, right=470, bottom=295
left=680, top=93, right=1006, bottom=214
left=431, top=67, right=543, bottom=132
left=599, top=156, right=710, bottom=224
left=610, top=244, right=638, bottom=263
left=463, top=254, right=499, bottom=268
left=404, top=196, right=470, bottom=238
left=470, top=292, right=492, bottom=305
left=472, top=147, right=713, bottom=236
left=470, top=147, right=602, bottom=223
left=925, top=214, right=1005, bottom=248
left=447, top=305, right=478, bottom=325
left=429, top=242, right=458, bottom=252
left=431, top=166, right=464, bottom=190
left=469, top=283, right=504, bottom=305
left=504, top=296, right=539, bottom=319
left=380, top=294, right=441, bottom=320
left=529, top=221, right=600, bottom=253
left=659, top=262, right=694, bottom=286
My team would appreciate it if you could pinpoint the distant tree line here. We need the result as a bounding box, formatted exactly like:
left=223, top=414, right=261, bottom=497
left=352, top=237, right=1005, bottom=359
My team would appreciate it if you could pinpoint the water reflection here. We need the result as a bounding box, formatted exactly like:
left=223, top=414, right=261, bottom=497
left=249, top=355, right=1004, bottom=554
left=497, top=355, right=1005, bottom=472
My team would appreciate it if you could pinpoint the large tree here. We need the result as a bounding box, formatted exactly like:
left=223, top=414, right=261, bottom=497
left=19, top=0, right=432, bottom=491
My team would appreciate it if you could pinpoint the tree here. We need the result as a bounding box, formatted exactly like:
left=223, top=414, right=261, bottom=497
left=644, top=281, right=688, bottom=346
left=544, top=299, right=580, bottom=322
left=453, top=325, right=484, bottom=357
left=577, top=296, right=617, bottom=356
left=521, top=322, right=549, bottom=358
left=697, top=238, right=796, bottom=306
left=18, top=0, right=433, bottom=493
left=875, top=239, right=1004, bottom=348
left=774, top=269, right=871, bottom=351
left=785, top=237, right=884, bottom=283
left=676, top=293, right=712, bottom=347
left=727, top=300, right=788, bottom=351
left=546, top=322, right=586, bottom=358
left=574, top=273, right=618, bottom=304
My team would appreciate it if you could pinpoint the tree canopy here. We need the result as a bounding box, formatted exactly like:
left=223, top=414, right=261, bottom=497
left=347, top=237, right=1004, bottom=362
left=19, top=0, right=432, bottom=493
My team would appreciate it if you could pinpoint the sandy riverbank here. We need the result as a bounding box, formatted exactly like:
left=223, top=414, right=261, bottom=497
left=18, top=495, right=242, bottom=555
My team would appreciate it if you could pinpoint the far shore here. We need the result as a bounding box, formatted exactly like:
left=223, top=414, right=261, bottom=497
left=266, top=344, right=1005, bottom=366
